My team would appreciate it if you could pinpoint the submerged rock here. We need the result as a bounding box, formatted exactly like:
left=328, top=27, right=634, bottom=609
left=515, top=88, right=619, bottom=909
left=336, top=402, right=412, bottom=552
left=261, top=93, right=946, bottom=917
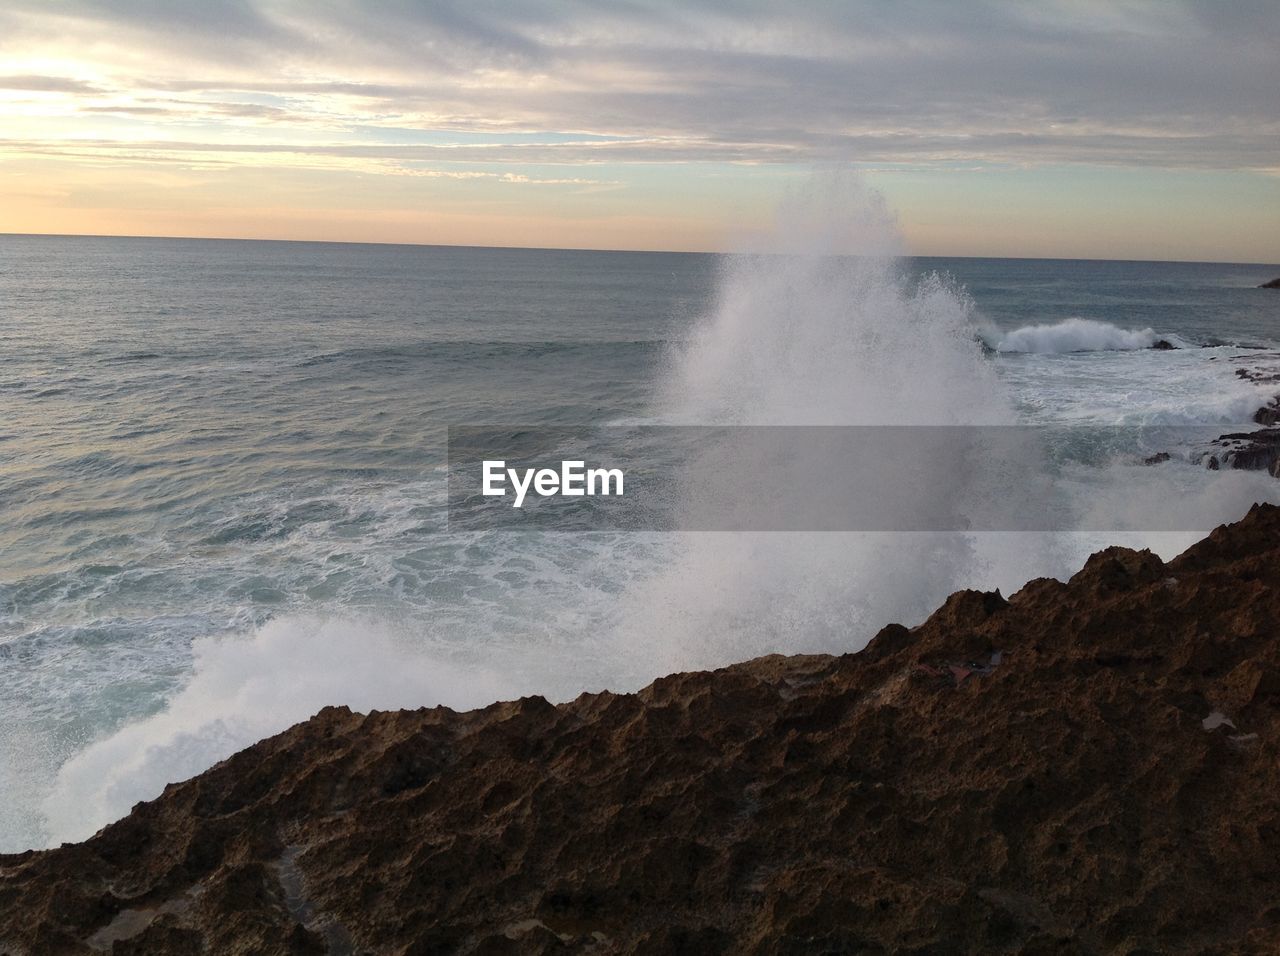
left=1236, top=367, right=1280, bottom=384
left=3, top=505, right=1280, bottom=953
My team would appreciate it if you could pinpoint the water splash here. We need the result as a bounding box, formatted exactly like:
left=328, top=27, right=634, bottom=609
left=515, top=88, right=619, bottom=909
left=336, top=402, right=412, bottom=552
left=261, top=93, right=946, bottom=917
left=609, top=170, right=1035, bottom=677
left=42, top=617, right=514, bottom=844
left=660, top=172, right=1011, bottom=426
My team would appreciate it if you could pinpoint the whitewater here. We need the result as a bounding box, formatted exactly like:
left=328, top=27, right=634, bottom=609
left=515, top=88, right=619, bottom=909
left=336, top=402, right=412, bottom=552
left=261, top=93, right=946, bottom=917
left=2, top=178, right=1279, bottom=851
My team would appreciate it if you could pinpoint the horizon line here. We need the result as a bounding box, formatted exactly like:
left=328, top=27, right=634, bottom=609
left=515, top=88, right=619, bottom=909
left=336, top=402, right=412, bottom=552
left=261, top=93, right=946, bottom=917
left=1, top=230, right=1277, bottom=269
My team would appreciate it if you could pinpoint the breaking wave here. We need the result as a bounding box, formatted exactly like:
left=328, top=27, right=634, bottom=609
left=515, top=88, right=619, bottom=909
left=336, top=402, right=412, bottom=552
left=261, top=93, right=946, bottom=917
left=43, top=617, right=515, bottom=844
left=985, top=317, right=1192, bottom=353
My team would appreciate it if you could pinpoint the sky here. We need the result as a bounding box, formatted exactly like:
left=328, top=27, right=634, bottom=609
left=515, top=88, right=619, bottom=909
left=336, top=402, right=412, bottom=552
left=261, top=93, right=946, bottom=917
left=1, top=0, right=1277, bottom=261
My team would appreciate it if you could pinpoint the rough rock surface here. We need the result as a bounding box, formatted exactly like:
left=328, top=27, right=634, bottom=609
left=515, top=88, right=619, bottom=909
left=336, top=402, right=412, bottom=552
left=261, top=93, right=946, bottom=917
left=3, top=505, right=1280, bottom=955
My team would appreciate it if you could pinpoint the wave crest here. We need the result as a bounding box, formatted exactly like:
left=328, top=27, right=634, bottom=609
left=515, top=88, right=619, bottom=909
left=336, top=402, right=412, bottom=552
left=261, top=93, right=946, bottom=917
left=985, top=318, right=1188, bottom=354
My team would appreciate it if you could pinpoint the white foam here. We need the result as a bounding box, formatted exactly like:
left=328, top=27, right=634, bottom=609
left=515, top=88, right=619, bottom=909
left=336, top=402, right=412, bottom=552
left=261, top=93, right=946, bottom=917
left=997, top=345, right=1277, bottom=426
left=42, top=617, right=512, bottom=845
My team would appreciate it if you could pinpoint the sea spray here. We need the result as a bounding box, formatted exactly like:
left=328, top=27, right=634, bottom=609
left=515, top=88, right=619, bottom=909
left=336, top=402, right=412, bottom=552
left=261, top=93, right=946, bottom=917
left=658, top=175, right=1010, bottom=427
left=606, top=173, right=1280, bottom=678
left=602, top=171, right=1049, bottom=678
left=42, top=617, right=515, bottom=844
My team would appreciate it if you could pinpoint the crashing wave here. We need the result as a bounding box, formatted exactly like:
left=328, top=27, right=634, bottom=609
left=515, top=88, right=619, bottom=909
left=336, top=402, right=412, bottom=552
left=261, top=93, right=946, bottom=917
left=984, top=318, right=1192, bottom=354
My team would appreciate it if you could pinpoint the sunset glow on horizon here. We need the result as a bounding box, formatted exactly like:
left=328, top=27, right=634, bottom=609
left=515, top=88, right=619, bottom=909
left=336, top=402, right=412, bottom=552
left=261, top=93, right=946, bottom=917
left=2, top=1, right=1278, bottom=262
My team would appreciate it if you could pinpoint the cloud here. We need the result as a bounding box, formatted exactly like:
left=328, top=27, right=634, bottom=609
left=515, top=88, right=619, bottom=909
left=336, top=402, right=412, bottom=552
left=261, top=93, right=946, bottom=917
left=0, top=1, right=1276, bottom=172
left=0, top=75, right=103, bottom=94
left=5, top=129, right=1275, bottom=176
left=79, top=101, right=294, bottom=121
left=0, top=137, right=624, bottom=185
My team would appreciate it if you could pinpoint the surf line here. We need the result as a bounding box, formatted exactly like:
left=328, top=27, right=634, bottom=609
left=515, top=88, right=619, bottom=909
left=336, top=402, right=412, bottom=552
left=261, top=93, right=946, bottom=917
left=482, top=460, right=625, bottom=508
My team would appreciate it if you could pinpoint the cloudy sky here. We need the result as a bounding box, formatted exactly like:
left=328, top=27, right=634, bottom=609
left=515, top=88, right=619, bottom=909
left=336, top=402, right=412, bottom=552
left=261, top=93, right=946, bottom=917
left=1, top=0, right=1277, bottom=260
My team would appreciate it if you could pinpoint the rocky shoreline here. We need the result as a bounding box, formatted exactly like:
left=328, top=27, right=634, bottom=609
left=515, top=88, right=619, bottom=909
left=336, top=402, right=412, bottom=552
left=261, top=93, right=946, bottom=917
left=1202, top=429, right=1280, bottom=478
left=1201, top=360, right=1280, bottom=476
left=1144, top=355, right=1280, bottom=478
left=3, top=505, right=1279, bottom=954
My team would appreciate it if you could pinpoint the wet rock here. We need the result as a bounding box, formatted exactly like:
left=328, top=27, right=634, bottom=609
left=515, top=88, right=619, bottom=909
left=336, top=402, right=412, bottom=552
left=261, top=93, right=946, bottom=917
left=1236, top=367, right=1280, bottom=384
left=1259, top=277, right=1280, bottom=289
left=1201, top=428, right=1280, bottom=478
left=3, top=506, right=1280, bottom=953
left=1254, top=400, right=1280, bottom=427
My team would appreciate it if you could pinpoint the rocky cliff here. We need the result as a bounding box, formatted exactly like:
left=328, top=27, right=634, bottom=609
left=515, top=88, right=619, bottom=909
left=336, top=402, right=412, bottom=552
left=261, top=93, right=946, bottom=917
left=3, top=506, right=1280, bottom=955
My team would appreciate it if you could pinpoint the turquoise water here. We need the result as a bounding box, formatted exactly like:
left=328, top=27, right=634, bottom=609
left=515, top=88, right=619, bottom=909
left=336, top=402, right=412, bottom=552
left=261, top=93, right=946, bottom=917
left=2, top=234, right=1278, bottom=850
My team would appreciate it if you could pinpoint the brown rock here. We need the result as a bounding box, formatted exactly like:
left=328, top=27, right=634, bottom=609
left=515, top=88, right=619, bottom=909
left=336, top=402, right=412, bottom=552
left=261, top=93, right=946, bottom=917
left=3, top=506, right=1280, bottom=954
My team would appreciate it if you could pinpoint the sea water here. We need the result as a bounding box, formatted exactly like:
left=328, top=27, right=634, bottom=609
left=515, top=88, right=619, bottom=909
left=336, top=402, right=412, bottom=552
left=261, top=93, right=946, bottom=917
left=2, top=192, right=1279, bottom=850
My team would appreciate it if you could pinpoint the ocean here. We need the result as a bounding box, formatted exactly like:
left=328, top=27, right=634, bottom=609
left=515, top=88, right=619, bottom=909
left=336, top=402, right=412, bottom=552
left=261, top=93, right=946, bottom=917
left=2, top=230, right=1279, bottom=852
